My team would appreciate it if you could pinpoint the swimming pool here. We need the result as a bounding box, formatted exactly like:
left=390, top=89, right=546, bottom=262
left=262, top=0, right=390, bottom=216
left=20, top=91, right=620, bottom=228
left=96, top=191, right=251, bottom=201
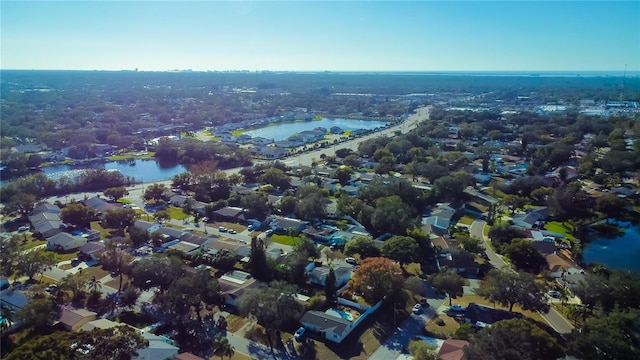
left=326, top=308, right=354, bottom=321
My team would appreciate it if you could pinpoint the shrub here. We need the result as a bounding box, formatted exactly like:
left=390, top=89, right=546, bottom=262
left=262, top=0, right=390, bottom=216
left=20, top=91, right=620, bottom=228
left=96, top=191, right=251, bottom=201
left=436, top=318, right=445, bottom=326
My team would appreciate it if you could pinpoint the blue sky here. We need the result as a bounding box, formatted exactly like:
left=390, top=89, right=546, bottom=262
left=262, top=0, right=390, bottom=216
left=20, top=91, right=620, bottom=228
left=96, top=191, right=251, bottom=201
left=1, top=1, right=638, bottom=71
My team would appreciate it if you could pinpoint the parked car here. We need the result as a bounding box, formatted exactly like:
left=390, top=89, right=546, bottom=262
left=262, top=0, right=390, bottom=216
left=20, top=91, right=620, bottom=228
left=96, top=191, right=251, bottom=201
left=450, top=304, right=466, bottom=312
left=548, top=290, right=561, bottom=298
left=247, top=224, right=255, bottom=231
left=219, top=226, right=227, bottom=232
left=412, top=303, right=422, bottom=314
left=228, top=229, right=237, bottom=234
left=294, top=327, right=305, bottom=341
left=45, top=284, right=58, bottom=293
left=345, top=257, right=358, bottom=265
left=17, top=226, right=30, bottom=232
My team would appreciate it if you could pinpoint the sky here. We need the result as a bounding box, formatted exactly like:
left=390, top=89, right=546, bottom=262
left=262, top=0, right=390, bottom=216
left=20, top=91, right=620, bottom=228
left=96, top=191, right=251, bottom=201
left=1, top=1, right=639, bottom=72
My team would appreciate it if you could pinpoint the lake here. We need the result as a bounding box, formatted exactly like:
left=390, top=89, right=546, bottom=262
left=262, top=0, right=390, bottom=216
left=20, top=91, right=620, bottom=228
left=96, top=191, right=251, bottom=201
left=243, top=118, right=390, bottom=141
left=582, top=220, right=640, bottom=272
left=42, top=158, right=187, bottom=183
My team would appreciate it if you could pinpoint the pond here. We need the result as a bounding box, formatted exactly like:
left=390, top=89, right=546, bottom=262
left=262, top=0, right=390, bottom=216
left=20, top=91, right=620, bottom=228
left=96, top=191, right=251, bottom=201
left=582, top=220, right=640, bottom=272
left=42, top=158, right=187, bottom=183
left=243, top=117, right=390, bottom=141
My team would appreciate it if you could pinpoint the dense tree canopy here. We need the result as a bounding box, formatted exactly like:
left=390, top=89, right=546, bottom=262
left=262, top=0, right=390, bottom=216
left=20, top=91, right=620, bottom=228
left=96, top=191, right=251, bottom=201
left=349, top=257, right=403, bottom=304
left=475, top=269, right=549, bottom=313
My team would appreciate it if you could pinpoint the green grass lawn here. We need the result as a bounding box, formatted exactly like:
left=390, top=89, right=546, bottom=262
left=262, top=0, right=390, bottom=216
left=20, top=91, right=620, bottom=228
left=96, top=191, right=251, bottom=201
left=270, top=234, right=301, bottom=246
left=458, top=214, right=477, bottom=225
left=166, top=206, right=189, bottom=220
left=545, top=221, right=576, bottom=241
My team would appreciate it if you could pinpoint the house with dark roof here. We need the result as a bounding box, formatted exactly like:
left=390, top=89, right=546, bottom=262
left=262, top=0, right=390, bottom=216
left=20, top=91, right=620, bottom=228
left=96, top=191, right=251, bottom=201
left=207, top=237, right=251, bottom=258
left=134, top=220, right=161, bottom=235
left=78, top=241, right=107, bottom=262
left=83, top=196, right=120, bottom=215
left=306, top=263, right=353, bottom=288
left=436, top=250, right=481, bottom=275
left=269, top=216, right=307, bottom=235
left=463, top=303, right=521, bottom=328
left=30, top=203, right=61, bottom=216
left=300, top=298, right=383, bottom=343
left=212, top=207, right=245, bottom=223
left=218, top=270, right=264, bottom=307
left=47, top=233, right=87, bottom=252
left=29, top=212, right=63, bottom=238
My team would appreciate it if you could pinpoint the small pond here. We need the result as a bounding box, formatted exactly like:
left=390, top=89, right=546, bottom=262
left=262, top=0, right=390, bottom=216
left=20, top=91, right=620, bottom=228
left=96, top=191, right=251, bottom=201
left=582, top=219, right=640, bottom=272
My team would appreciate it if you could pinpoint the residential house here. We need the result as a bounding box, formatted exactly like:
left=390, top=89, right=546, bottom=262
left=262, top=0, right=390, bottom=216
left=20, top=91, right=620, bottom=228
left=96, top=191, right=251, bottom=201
left=1, top=288, right=29, bottom=313
left=212, top=207, right=245, bottom=223
left=29, top=212, right=63, bottom=238
left=136, top=332, right=180, bottom=360
left=218, top=270, right=263, bottom=307
left=57, top=306, right=97, bottom=331
left=423, top=203, right=463, bottom=232
left=83, top=196, right=120, bottom=215
left=31, top=203, right=62, bottom=216
left=207, top=237, right=251, bottom=258
left=300, top=297, right=383, bottom=343
left=47, top=232, right=87, bottom=252
left=306, top=263, right=353, bottom=288
left=437, top=250, right=481, bottom=275
left=269, top=216, right=307, bottom=235
left=302, top=226, right=335, bottom=243
left=134, top=220, right=161, bottom=235
left=78, top=241, right=107, bottom=262
left=463, top=303, right=521, bottom=328
left=438, top=339, right=470, bottom=360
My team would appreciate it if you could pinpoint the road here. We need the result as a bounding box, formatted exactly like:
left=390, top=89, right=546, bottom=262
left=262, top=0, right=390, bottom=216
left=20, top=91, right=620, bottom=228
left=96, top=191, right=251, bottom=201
left=470, top=219, right=575, bottom=335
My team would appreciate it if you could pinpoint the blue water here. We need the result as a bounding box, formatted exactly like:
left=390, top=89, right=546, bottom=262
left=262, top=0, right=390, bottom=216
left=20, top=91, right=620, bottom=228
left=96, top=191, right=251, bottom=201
left=582, top=220, right=640, bottom=272
left=243, top=118, right=390, bottom=141
left=42, top=159, right=187, bottom=183
left=331, top=308, right=353, bottom=321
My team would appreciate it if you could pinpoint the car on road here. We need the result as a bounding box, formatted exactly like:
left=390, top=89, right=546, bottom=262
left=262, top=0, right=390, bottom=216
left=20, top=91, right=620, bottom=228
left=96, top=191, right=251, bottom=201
left=228, top=229, right=237, bottom=234
left=547, top=290, right=561, bottom=298
left=345, top=257, right=358, bottom=265
left=45, top=284, right=58, bottom=293
left=450, top=304, right=466, bottom=312
left=17, top=226, right=30, bottom=232
left=412, top=303, right=422, bottom=314
left=294, top=327, right=305, bottom=341
left=218, top=226, right=227, bottom=232
left=247, top=224, right=255, bottom=231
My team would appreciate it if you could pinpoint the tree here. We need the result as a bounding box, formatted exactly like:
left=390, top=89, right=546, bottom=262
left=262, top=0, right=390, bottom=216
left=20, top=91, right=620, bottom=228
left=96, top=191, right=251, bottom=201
left=153, top=209, right=170, bottom=223
left=130, top=255, right=184, bottom=292
left=408, top=340, right=437, bottom=360
left=0, top=235, right=20, bottom=277
left=248, top=237, right=272, bottom=282
left=349, top=257, right=404, bottom=304
left=16, top=298, right=57, bottom=333
left=294, top=185, right=328, bottom=220
left=59, top=273, right=89, bottom=304
left=370, top=195, right=417, bottom=235
left=429, top=272, right=464, bottom=306
left=3, top=192, right=37, bottom=217
left=143, top=183, right=168, bottom=202
left=570, top=273, right=611, bottom=312
left=325, top=267, right=337, bottom=304
left=475, top=269, right=549, bottom=313
left=127, top=225, right=150, bottom=247
left=502, top=238, right=547, bottom=273
left=260, top=168, right=290, bottom=190
left=344, top=236, right=380, bottom=259
left=213, top=335, right=235, bottom=360
left=568, top=309, right=640, bottom=360
left=5, top=325, right=148, bottom=360
left=455, top=233, right=484, bottom=254
left=334, top=166, right=353, bottom=186
left=15, top=248, right=56, bottom=281
left=595, top=193, right=628, bottom=218
left=381, top=235, right=420, bottom=269
left=488, top=223, right=527, bottom=251
left=241, top=192, right=269, bottom=218
left=464, top=318, right=565, bottom=360
left=104, top=187, right=129, bottom=202
left=239, top=281, right=303, bottom=351
left=119, top=285, right=141, bottom=310
left=279, top=195, right=296, bottom=215
left=61, top=202, right=96, bottom=228
left=100, top=246, right=134, bottom=293
left=102, top=208, right=137, bottom=235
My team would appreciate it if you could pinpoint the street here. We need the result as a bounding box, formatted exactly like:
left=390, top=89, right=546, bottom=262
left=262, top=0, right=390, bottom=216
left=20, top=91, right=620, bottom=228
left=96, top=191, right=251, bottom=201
left=470, top=219, right=575, bottom=335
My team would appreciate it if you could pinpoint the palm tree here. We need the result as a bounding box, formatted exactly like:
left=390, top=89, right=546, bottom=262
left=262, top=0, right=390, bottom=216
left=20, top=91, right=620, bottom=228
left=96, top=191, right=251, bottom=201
left=213, top=335, right=235, bottom=360
left=559, top=287, right=570, bottom=309
left=86, top=276, right=102, bottom=293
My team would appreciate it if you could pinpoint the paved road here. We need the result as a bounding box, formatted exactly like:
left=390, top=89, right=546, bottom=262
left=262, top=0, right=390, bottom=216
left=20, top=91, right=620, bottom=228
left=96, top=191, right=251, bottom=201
left=470, top=219, right=575, bottom=335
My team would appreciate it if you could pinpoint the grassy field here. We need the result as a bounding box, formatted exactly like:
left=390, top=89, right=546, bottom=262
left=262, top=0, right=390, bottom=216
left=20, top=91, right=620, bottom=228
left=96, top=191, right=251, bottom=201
left=458, top=214, right=477, bottom=225
left=269, top=234, right=301, bottom=246
left=166, top=206, right=189, bottom=220
left=545, top=221, right=576, bottom=241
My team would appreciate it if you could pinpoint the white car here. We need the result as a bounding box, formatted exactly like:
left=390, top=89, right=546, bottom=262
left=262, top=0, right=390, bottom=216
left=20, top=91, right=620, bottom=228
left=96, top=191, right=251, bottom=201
left=345, top=257, right=358, bottom=265
left=547, top=290, right=561, bottom=298
left=412, top=303, right=422, bottom=314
